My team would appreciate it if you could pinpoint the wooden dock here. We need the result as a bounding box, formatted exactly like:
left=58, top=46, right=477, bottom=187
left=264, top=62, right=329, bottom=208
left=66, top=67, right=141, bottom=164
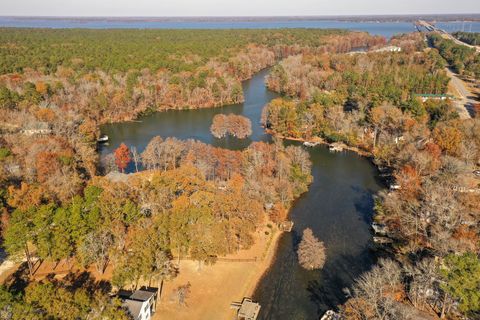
left=231, top=297, right=261, bottom=320
left=279, top=221, right=294, bottom=232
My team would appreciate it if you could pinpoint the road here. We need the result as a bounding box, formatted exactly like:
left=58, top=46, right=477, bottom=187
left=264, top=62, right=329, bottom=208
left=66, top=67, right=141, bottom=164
left=417, top=21, right=477, bottom=118
left=417, top=20, right=480, bottom=53
left=445, top=68, right=475, bottom=119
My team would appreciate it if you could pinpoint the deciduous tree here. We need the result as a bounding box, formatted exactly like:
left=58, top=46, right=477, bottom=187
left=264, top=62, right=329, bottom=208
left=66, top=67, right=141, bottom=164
left=114, top=143, right=131, bottom=173
left=297, top=228, right=326, bottom=270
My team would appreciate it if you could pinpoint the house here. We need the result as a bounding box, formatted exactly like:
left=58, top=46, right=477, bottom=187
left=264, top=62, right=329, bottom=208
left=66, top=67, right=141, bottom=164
left=118, top=287, right=158, bottom=320
left=21, top=121, right=52, bottom=136
left=373, top=45, right=402, bottom=53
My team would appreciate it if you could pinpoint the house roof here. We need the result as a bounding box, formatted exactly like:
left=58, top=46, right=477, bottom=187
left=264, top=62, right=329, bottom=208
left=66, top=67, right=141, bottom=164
left=118, top=288, right=156, bottom=302
left=130, top=290, right=156, bottom=302
left=119, top=288, right=158, bottom=320
left=124, top=299, right=144, bottom=319
left=413, top=93, right=454, bottom=98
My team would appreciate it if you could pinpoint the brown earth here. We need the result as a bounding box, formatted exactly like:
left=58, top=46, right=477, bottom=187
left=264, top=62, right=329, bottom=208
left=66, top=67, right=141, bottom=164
left=154, top=226, right=281, bottom=320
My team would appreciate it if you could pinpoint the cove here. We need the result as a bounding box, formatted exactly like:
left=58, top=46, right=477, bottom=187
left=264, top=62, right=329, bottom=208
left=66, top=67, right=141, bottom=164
left=100, top=68, right=383, bottom=318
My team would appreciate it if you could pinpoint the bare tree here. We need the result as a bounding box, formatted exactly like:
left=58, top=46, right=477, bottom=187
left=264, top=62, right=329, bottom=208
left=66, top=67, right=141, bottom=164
left=343, top=259, right=412, bottom=320
left=170, top=282, right=191, bottom=307
left=210, top=114, right=252, bottom=139
left=141, top=136, right=164, bottom=170
left=101, top=153, right=117, bottom=174
left=297, top=228, right=326, bottom=270
left=78, top=230, right=114, bottom=274
left=131, top=146, right=140, bottom=172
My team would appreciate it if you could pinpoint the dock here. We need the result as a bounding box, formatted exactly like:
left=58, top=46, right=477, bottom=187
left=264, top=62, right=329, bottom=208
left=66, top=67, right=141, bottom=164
left=329, top=143, right=344, bottom=152
left=303, top=141, right=320, bottom=147
left=320, top=310, right=341, bottom=320
left=231, top=297, right=261, bottom=320
left=279, top=220, right=294, bottom=232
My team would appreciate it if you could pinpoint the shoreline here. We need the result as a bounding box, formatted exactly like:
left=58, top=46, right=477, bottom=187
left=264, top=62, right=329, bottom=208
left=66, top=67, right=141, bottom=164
left=244, top=228, right=284, bottom=298
left=264, top=128, right=374, bottom=158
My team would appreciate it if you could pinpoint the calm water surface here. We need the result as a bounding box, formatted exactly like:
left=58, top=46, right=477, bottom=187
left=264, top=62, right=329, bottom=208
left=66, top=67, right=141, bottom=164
left=100, top=69, right=383, bottom=319
left=0, top=18, right=418, bottom=37
left=2, top=17, right=479, bottom=38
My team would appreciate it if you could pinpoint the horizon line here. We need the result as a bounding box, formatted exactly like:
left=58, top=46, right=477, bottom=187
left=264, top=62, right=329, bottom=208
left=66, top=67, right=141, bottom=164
left=2, top=13, right=480, bottom=18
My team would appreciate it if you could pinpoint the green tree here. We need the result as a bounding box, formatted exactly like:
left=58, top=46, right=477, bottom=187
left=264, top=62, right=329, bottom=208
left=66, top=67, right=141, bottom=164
left=0, top=86, right=19, bottom=109
left=3, top=207, right=36, bottom=276
left=401, top=98, right=425, bottom=118
left=22, top=82, right=42, bottom=104
left=441, top=253, right=480, bottom=316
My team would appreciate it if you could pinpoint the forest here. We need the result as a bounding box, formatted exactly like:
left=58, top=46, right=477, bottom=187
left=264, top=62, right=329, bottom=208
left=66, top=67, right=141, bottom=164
left=429, top=33, right=480, bottom=78
left=0, top=27, right=478, bottom=319
left=262, top=33, right=480, bottom=319
left=453, top=31, right=480, bottom=46
left=1, top=136, right=312, bottom=318
left=0, top=28, right=385, bottom=126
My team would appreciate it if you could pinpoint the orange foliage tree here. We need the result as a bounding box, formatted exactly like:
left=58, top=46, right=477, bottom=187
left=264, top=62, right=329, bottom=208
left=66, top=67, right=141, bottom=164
left=114, top=143, right=131, bottom=173
left=394, top=165, right=422, bottom=199
left=433, top=124, right=463, bottom=156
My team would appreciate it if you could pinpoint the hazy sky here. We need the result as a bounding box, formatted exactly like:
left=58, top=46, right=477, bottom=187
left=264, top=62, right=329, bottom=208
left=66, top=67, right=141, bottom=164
left=1, top=0, right=479, bottom=16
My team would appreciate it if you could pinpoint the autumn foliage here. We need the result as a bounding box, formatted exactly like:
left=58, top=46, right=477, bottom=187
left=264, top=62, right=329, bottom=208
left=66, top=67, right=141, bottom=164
left=210, top=114, right=252, bottom=139
left=114, top=143, right=131, bottom=173
left=297, top=228, right=326, bottom=270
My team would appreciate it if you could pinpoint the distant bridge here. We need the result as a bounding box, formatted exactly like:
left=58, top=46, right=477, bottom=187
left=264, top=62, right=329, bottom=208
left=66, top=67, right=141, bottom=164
left=415, top=20, right=480, bottom=53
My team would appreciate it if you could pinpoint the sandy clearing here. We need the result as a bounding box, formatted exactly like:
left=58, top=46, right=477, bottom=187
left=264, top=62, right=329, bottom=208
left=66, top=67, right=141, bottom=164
left=154, top=226, right=281, bottom=320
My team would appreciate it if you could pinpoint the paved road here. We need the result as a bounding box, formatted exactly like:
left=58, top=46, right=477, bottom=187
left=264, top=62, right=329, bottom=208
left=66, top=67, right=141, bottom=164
left=418, top=20, right=480, bottom=53
left=445, top=68, right=475, bottom=119
left=444, top=33, right=480, bottom=53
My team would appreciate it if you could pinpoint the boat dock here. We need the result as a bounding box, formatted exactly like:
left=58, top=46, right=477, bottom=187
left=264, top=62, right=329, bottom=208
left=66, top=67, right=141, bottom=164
left=231, top=297, right=261, bottom=320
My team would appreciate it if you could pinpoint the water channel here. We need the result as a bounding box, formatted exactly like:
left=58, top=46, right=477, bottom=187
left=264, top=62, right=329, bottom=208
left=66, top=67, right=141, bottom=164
left=100, top=68, right=383, bottom=319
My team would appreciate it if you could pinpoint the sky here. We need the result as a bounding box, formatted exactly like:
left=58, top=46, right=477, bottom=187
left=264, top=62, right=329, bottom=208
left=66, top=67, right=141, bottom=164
left=1, top=0, right=479, bottom=17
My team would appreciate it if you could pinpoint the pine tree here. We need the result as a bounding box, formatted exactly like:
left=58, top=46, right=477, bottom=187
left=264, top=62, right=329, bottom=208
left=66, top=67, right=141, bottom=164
left=441, top=253, right=480, bottom=316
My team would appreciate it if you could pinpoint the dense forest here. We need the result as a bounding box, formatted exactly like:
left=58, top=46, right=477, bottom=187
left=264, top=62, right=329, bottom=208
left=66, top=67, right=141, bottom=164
left=0, top=28, right=384, bottom=74
left=0, top=28, right=384, bottom=127
left=263, top=33, right=480, bottom=319
left=263, top=47, right=452, bottom=146
left=453, top=31, right=480, bottom=46
left=0, top=279, right=129, bottom=319
left=429, top=33, right=480, bottom=78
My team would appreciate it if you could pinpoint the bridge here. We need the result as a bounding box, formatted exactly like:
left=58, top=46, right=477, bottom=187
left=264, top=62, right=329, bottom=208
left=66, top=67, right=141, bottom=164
left=415, top=20, right=480, bottom=53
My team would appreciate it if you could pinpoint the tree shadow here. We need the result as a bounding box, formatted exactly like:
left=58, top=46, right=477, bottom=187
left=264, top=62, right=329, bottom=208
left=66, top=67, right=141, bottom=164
left=306, top=250, right=376, bottom=317
left=350, top=185, right=377, bottom=225
left=63, top=271, right=112, bottom=294
left=5, top=262, right=30, bottom=294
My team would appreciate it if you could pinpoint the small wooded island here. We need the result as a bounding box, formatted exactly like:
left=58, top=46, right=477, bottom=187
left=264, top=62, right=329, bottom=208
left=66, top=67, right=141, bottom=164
left=210, top=114, right=252, bottom=139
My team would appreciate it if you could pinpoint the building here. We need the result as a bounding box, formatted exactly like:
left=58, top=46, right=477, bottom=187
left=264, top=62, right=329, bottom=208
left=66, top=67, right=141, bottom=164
left=118, top=287, right=158, bottom=320
left=373, top=45, right=402, bottom=53
left=413, top=93, right=455, bottom=102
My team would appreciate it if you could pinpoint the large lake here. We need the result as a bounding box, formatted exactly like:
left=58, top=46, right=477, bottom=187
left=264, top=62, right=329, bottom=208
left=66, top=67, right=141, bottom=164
left=4, top=17, right=479, bottom=37
left=100, top=68, right=383, bottom=318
